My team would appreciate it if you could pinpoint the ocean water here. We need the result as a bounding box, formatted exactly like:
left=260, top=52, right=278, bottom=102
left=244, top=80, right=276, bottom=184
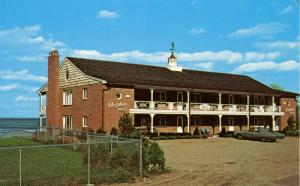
left=0, top=118, right=46, bottom=138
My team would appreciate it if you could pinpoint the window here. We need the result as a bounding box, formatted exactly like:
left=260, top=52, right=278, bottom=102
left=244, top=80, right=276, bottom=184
left=229, top=95, right=234, bottom=104
left=82, top=88, right=88, bottom=99
left=177, top=92, right=183, bottom=102
left=254, top=96, right=259, bottom=105
left=229, top=117, right=234, bottom=126
left=158, top=116, right=166, bottom=126
left=82, top=116, right=88, bottom=127
left=63, top=90, right=72, bottom=105
left=191, top=117, right=201, bottom=126
left=177, top=116, right=183, bottom=127
left=157, top=91, right=166, bottom=101
left=116, top=92, right=122, bottom=100
left=63, top=116, right=72, bottom=129
left=191, top=93, right=201, bottom=103
left=260, top=97, right=265, bottom=105
left=65, top=69, right=70, bottom=81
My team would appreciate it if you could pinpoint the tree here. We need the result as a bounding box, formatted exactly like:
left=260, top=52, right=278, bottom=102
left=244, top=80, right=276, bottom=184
left=118, top=113, right=135, bottom=136
left=270, top=83, right=284, bottom=91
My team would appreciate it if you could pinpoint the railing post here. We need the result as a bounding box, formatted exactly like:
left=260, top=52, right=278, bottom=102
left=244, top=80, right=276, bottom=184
left=139, top=138, right=143, bottom=177
left=19, top=148, right=22, bottom=186
left=87, top=134, right=91, bottom=185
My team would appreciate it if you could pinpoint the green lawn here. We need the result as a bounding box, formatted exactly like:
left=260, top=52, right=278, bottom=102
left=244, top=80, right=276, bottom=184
left=0, top=137, right=140, bottom=185
left=0, top=137, right=87, bottom=185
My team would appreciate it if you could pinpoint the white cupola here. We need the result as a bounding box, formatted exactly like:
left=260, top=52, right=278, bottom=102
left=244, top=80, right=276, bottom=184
left=167, top=42, right=182, bottom=72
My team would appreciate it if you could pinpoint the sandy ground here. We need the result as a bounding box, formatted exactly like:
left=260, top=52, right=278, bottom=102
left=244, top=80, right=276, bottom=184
left=118, top=137, right=299, bottom=186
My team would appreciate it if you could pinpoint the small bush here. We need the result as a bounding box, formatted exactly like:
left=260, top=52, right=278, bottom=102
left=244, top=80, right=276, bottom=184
left=150, top=132, right=158, bottom=138
left=83, top=143, right=110, bottom=169
left=110, top=127, right=118, bottom=136
left=128, top=129, right=141, bottom=139
left=111, top=168, right=134, bottom=183
left=110, top=146, right=129, bottom=170
left=147, top=142, right=166, bottom=172
left=193, top=127, right=200, bottom=136
left=96, top=128, right=106, bottom=134
left=219, top=127, right=227, bottom=137
left=118, top=113, right=135, bottom=137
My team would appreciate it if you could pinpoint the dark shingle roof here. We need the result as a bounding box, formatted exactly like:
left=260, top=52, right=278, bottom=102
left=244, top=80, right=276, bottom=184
left=67, top=57, right=298, bottom=97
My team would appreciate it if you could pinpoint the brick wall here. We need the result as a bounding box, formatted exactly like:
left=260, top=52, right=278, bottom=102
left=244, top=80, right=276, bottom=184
left=280, top=97, right=297, bottom=130
left=103, top=87, right=134, bottom=133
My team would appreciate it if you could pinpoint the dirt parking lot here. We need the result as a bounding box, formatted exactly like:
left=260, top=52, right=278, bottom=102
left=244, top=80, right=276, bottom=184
left=126, top=137, right=299, bottom=186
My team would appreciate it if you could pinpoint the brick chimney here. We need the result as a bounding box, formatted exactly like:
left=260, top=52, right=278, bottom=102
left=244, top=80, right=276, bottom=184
left=46, top=50, right=60, bottom=127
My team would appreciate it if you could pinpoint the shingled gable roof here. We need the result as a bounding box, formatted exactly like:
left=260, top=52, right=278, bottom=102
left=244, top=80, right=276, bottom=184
left=67, top=57, right=298, bottom=97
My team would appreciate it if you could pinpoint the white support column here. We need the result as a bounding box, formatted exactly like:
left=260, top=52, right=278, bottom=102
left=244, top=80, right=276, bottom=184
left=272, top=115, right=275, bottom=130
left=150, top=88, right=154, bottom=109
left=218, top=115, right=222, bottom=132
left=39, top=116, right=43, bottom=129
left=187, top=115, right=190, bottom=133
left=272, top=96, right=275, bottom=112
left=218, top=93, right=222, bottom=111
left=247, top=115, right=250, bottom=130
left=150, top=114, right=155, bottom=133
left=187, top=91, right=190, bottom=110
left=247, top=95, right=250, bottom=111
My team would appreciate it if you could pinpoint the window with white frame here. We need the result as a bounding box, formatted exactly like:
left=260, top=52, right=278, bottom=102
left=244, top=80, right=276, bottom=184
left=191, top=116, right=201, bottom=126
left=229, top=95, right=234, bottom=104
left=177, top=92, right=183, bottom=102
left=63, top=90, right=72, bottom=105
left=157, top=91, right=166, bottom=101
left=63, top=116, right=72, bottom=129
left=229, top=117, right=234, bottom=126
left=82, top=116, right=88, bottom=127
left=191, top=93, right=201, bottom=103
left=158, top=116, right=166, bottom=126
left=82, top=88, right=88, bottom=99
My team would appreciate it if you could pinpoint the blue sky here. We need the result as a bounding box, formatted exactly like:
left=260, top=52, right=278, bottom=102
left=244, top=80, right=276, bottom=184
left=0, top=0, right=299, bottom=117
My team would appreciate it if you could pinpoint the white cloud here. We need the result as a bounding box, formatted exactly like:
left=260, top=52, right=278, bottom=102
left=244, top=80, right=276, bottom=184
left=189, top=28, right=206, bottom=34
left=15, top=55, right=46, bottom=62
left=234, top=60, right=300, bottom=72
left=192, top=62, right=214, bottom=71
left=279, top=5, right=294, bottom=15
left=0, top=84, right=17, bottom=91
left=70, top=49, right=279, bottom=64
left=254, top=40, right=299, bottom=50
left=0, top=25, right=65, bottom=52
left=0, top=70, right=47, bottom=82
left=97, top=10, right=118, bottom=18
left=15, top=96, right=39, bottom=102
left=229, top=23, right=286, bottom=38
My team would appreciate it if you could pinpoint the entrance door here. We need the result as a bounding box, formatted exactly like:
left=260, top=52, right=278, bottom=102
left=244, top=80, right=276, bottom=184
left=177, top=116, right=184, bottom=133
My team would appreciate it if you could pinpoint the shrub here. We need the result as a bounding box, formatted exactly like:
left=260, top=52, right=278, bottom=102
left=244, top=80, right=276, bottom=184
left=193, top=127, right=200, bottom=136
left=110, top=127, right=118, bottom=136
left=219, top=127, right=227, bottom=137
left=111, top=168, right=133, bottom=183
left=83, top=143, right=110, bottom=169
left=147, top=142, right=166, bottom=172
left=96, top=128, right=106, bottom=134
left=159, top=136, right=168, bottom=140
left=110, top=145, right=129, bottom=170
left=150, top=132, right=158, bottom=138
left=118, top=113, right=135, bottom=137
left=128, top=129, right=141, bottom=139
left=159, top=132, right=168, bottom=137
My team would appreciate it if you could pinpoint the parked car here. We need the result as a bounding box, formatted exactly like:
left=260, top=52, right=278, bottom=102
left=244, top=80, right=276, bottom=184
left=235, top=127, right=276, bottom=142
left=259, top=128, right=285, bottom=139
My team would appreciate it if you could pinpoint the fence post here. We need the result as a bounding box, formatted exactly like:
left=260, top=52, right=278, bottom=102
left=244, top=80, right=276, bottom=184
left=62, top=128, right=65, bottom=145
left=110, top=137, right=113, bottom=156
left=19, top=148, right=22, bottom=186
left=87, top=134, right=91, bottom=185
left=139, top=138, right=143, bottom=177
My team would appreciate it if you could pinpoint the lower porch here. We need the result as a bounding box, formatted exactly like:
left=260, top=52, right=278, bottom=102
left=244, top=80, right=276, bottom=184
left=133, top=114, right=279, bottom=135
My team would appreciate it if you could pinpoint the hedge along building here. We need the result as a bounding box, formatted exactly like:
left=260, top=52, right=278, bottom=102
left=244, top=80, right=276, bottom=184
left=38, top=49, right=298, bottom=134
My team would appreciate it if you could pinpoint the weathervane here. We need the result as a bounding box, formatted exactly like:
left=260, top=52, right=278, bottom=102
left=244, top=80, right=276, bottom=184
left=170, top=42, right=175, bottom=53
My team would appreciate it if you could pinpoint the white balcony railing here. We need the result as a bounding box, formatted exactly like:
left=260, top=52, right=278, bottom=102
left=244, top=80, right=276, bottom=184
left=250, top=105, right=281, bottom=112
left=133, top=101, right=281, bottom=113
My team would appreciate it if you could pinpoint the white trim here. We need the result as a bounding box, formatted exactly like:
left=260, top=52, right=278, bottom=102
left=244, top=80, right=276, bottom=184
left=82, top=116, right=88, bottom=127
left=82, top=88, right=88, bottom=99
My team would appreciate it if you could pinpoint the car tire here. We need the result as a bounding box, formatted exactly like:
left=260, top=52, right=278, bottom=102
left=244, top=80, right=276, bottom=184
left=237, top=134, right=243, bottom=140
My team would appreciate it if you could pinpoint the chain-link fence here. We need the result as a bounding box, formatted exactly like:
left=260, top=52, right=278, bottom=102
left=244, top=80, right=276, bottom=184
left=0, top=128, right=142, bottom=185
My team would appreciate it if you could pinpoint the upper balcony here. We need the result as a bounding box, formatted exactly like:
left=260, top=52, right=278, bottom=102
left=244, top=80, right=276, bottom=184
left=131, top=88, right=283, bottom=116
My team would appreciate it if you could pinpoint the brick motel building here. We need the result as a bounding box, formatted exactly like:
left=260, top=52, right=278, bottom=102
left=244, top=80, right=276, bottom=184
left=38, top=50, right=298, bottom=135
